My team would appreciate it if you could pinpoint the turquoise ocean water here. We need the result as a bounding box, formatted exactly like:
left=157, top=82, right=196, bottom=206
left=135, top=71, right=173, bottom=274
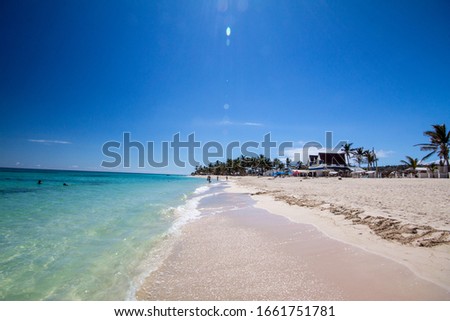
left=0, top=168, right=206, bottom=300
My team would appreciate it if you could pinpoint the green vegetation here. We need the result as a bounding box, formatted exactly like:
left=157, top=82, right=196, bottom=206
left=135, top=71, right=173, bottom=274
left=400, top=156, right=421, bottom=174
left=192, top=123, right=448, bottom=178
left=415, top=124, right=449, bottom=173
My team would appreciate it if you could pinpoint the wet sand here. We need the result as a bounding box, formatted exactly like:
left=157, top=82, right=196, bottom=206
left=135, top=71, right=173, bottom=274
left=137, top=185, right=450, bottom=300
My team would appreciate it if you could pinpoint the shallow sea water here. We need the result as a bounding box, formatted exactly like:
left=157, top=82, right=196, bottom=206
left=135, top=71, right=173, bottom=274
left=0, top=168, right=207, bottom=300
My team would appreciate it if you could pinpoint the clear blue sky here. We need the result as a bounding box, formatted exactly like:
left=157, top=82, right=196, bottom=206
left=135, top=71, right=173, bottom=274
left=1, top=0, right=449, bottom=174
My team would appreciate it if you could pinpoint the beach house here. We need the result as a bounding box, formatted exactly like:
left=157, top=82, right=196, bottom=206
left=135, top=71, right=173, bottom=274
left=307, top=151, right=352, bottom=177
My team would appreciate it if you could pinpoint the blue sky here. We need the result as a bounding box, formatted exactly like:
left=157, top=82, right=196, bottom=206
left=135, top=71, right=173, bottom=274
left=1, top=0, right=449, bottom=174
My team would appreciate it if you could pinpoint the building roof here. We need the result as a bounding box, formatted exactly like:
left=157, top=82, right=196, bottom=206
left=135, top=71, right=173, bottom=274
left=318, top=152, right=347, bottom=166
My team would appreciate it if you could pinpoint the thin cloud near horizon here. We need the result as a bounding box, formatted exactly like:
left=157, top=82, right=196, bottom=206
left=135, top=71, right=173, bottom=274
left=218, top=120, right=263, bottom=127
left=28, top=139, right=72, bottom=144
left=243, top=122, right=263, bottom=127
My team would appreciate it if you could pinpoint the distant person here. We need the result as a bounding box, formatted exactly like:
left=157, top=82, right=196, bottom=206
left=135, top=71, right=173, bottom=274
left=207, top=175, right=211, bottom=183
left=37, top=180, right=42, bottom=185
left=217, top=176, right=219, bottom=181
left=226, top=176, right=228, bottom=181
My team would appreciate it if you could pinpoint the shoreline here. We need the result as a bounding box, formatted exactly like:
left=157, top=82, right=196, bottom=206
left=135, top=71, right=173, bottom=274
left=136, top=178, right=450, bottom=300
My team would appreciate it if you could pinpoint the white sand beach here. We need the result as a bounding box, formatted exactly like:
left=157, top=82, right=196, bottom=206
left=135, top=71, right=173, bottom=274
left=231, top=177, right=450, bottom=291
left=137, top=177, right=450, bottom=300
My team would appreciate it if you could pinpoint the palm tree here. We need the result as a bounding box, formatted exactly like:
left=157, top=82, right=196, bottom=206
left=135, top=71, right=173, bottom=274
left=364, top=149, right=378, bottom=171
left=342, top=143, right=353, bottom=166
left=400, top=156, right=420, bottom=175
left=230, top=157, right=240, bottom=175
left=364, top=150, right=371, bottom=171
left=415, top=124, right=449, bottom=174
left=352, top=147, right=365, bottom=168
left=250, top=157, right=258, bottom=174
left=285, top=157, right=291, bottom=169
left=257, top=154, right=272, bottom=175
left=428, top=163, right=438, bottom=178
left=273, top=158, right=282, bottom=170
left=373, top=149, right=378, bottom=172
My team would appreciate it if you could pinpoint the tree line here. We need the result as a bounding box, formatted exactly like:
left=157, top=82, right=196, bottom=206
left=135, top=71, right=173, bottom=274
left=192, top=124, right=449, bottom=176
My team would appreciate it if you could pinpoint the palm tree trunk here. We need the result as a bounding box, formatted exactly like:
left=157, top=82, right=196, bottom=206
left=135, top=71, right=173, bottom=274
left=445, top=158, right=449, bottom=177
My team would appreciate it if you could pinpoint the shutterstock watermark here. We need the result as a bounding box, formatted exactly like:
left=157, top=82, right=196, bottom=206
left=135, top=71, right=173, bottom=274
left=101, top=132, right=346, bottom=168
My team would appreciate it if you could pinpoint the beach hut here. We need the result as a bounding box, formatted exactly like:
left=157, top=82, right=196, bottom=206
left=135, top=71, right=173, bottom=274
left=351, top=167, right=366, bottom=178
left=366, top=170, right=377, bottom=178
left=404, top=167, right=428, bottom=178
left=389, top=171, right=399, bottom=178
left=307, top=152, right=352, bottom=177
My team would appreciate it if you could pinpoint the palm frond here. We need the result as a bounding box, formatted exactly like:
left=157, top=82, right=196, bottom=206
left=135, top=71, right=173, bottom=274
left=420, top=151, right=435, bottom=162
left=414, top=143, right=436, bottom=150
